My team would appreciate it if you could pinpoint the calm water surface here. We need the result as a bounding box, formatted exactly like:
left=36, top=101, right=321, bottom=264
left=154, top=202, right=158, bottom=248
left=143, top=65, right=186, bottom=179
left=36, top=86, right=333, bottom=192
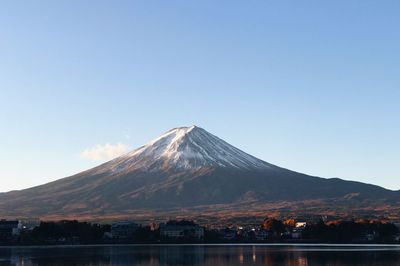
left=1, top=244, right=400, bottom=266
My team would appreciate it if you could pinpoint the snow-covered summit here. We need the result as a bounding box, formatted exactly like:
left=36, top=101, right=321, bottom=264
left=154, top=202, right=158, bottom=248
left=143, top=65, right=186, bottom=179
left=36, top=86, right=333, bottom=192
left=94, top=126, right=272, bottom=174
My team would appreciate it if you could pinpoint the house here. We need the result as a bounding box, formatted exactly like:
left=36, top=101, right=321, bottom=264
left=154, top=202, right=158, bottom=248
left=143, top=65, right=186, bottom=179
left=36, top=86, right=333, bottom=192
left=111, top=221, right=140, bottom=240
left=291, top=230, right=303, bottom=239
left=295, top=222, right=307, bottom=229
left=160, top=221, right=204, bottom=241
left=285, top=221, right=307, bottom=239
left=20, top=219, right=40, bottom=230
left=0, top=220, right=22, bottom=242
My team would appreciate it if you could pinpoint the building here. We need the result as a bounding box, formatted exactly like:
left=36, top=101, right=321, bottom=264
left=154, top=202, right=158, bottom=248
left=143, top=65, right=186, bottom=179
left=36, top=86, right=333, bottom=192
left=291, top=230, right=303, bottom=239
left=20, top=219, right=40, bottom=230
left=289, top=221, right=307, bottom=239
left=160, top=221, right=204, bottom=241
left=111, top=221, right=140, bottom=240
left=295, top=222, right=307, bottom=229
left=0, top=220, right=22, bottom=242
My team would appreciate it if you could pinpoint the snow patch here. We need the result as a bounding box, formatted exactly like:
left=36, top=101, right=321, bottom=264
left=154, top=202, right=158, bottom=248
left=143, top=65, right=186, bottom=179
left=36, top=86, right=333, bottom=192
left=92, top=126, right=272, bottom=174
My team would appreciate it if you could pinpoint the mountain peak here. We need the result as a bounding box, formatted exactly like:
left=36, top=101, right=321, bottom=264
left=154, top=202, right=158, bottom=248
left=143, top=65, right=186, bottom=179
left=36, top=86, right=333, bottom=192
left=154, top=125, right=200, bottom=140
left=94, top=126, right=272, bottom=174
left=164, top=125, right=201, bottom=136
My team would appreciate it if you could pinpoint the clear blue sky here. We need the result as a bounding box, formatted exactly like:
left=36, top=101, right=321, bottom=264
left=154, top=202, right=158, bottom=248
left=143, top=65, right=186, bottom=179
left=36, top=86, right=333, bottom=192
left=0, top=1, right=399, bottom=192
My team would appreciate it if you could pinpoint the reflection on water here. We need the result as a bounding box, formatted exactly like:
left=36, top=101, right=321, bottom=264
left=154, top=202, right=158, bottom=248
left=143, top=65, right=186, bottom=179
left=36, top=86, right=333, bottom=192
left=1, top=245, right=400, bottom=266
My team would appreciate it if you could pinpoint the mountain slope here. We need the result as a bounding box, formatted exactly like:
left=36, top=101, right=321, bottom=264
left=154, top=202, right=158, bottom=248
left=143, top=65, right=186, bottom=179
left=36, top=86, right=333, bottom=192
left=0, top=126, right=399, bottom=221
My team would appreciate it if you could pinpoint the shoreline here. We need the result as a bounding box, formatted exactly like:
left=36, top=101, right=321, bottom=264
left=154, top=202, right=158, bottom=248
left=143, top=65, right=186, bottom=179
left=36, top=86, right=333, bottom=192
left=1, top=243, right=400, bottom=248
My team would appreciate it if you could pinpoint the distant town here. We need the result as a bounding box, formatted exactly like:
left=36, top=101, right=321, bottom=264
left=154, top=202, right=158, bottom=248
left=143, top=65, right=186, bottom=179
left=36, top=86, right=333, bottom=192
left=1, top=217, right=399, bottom=245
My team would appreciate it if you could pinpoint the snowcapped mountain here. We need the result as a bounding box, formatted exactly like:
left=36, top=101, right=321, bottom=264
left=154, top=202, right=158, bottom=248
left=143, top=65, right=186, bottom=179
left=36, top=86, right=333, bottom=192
left=92, top=126, right=272, bottom=175
left=0, top=125, right=399, bottom=221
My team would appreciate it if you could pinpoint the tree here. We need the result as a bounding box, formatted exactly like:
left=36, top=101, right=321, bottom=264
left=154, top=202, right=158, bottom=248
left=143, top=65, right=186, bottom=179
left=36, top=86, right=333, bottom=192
left=262, top=218, right=284, bottom=238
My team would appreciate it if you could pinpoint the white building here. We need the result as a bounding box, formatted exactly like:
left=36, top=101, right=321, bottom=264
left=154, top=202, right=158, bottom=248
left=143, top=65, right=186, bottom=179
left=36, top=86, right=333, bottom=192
left=160, top=222, right=204, bottom=240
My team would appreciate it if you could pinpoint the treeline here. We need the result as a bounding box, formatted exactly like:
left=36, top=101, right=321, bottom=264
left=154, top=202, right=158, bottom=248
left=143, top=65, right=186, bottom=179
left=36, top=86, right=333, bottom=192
left=24, top=221, right=158, bottom=244
left=303, top=220, right=399, bottom=243
left=28, top=221, right=110, bottom=244
left=6, top=218, right=400, bottom=245
left=261, top=218, right=399, bottom=243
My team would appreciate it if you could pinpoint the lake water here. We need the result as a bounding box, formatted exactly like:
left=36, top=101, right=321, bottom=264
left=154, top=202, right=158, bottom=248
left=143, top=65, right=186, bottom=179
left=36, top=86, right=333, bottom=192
left=1, top=244, right=400, bottom=265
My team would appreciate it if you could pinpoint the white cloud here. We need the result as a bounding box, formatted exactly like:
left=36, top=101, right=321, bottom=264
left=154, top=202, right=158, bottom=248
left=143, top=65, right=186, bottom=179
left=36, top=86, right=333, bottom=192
left=80, top=143, right=129, bottom=161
